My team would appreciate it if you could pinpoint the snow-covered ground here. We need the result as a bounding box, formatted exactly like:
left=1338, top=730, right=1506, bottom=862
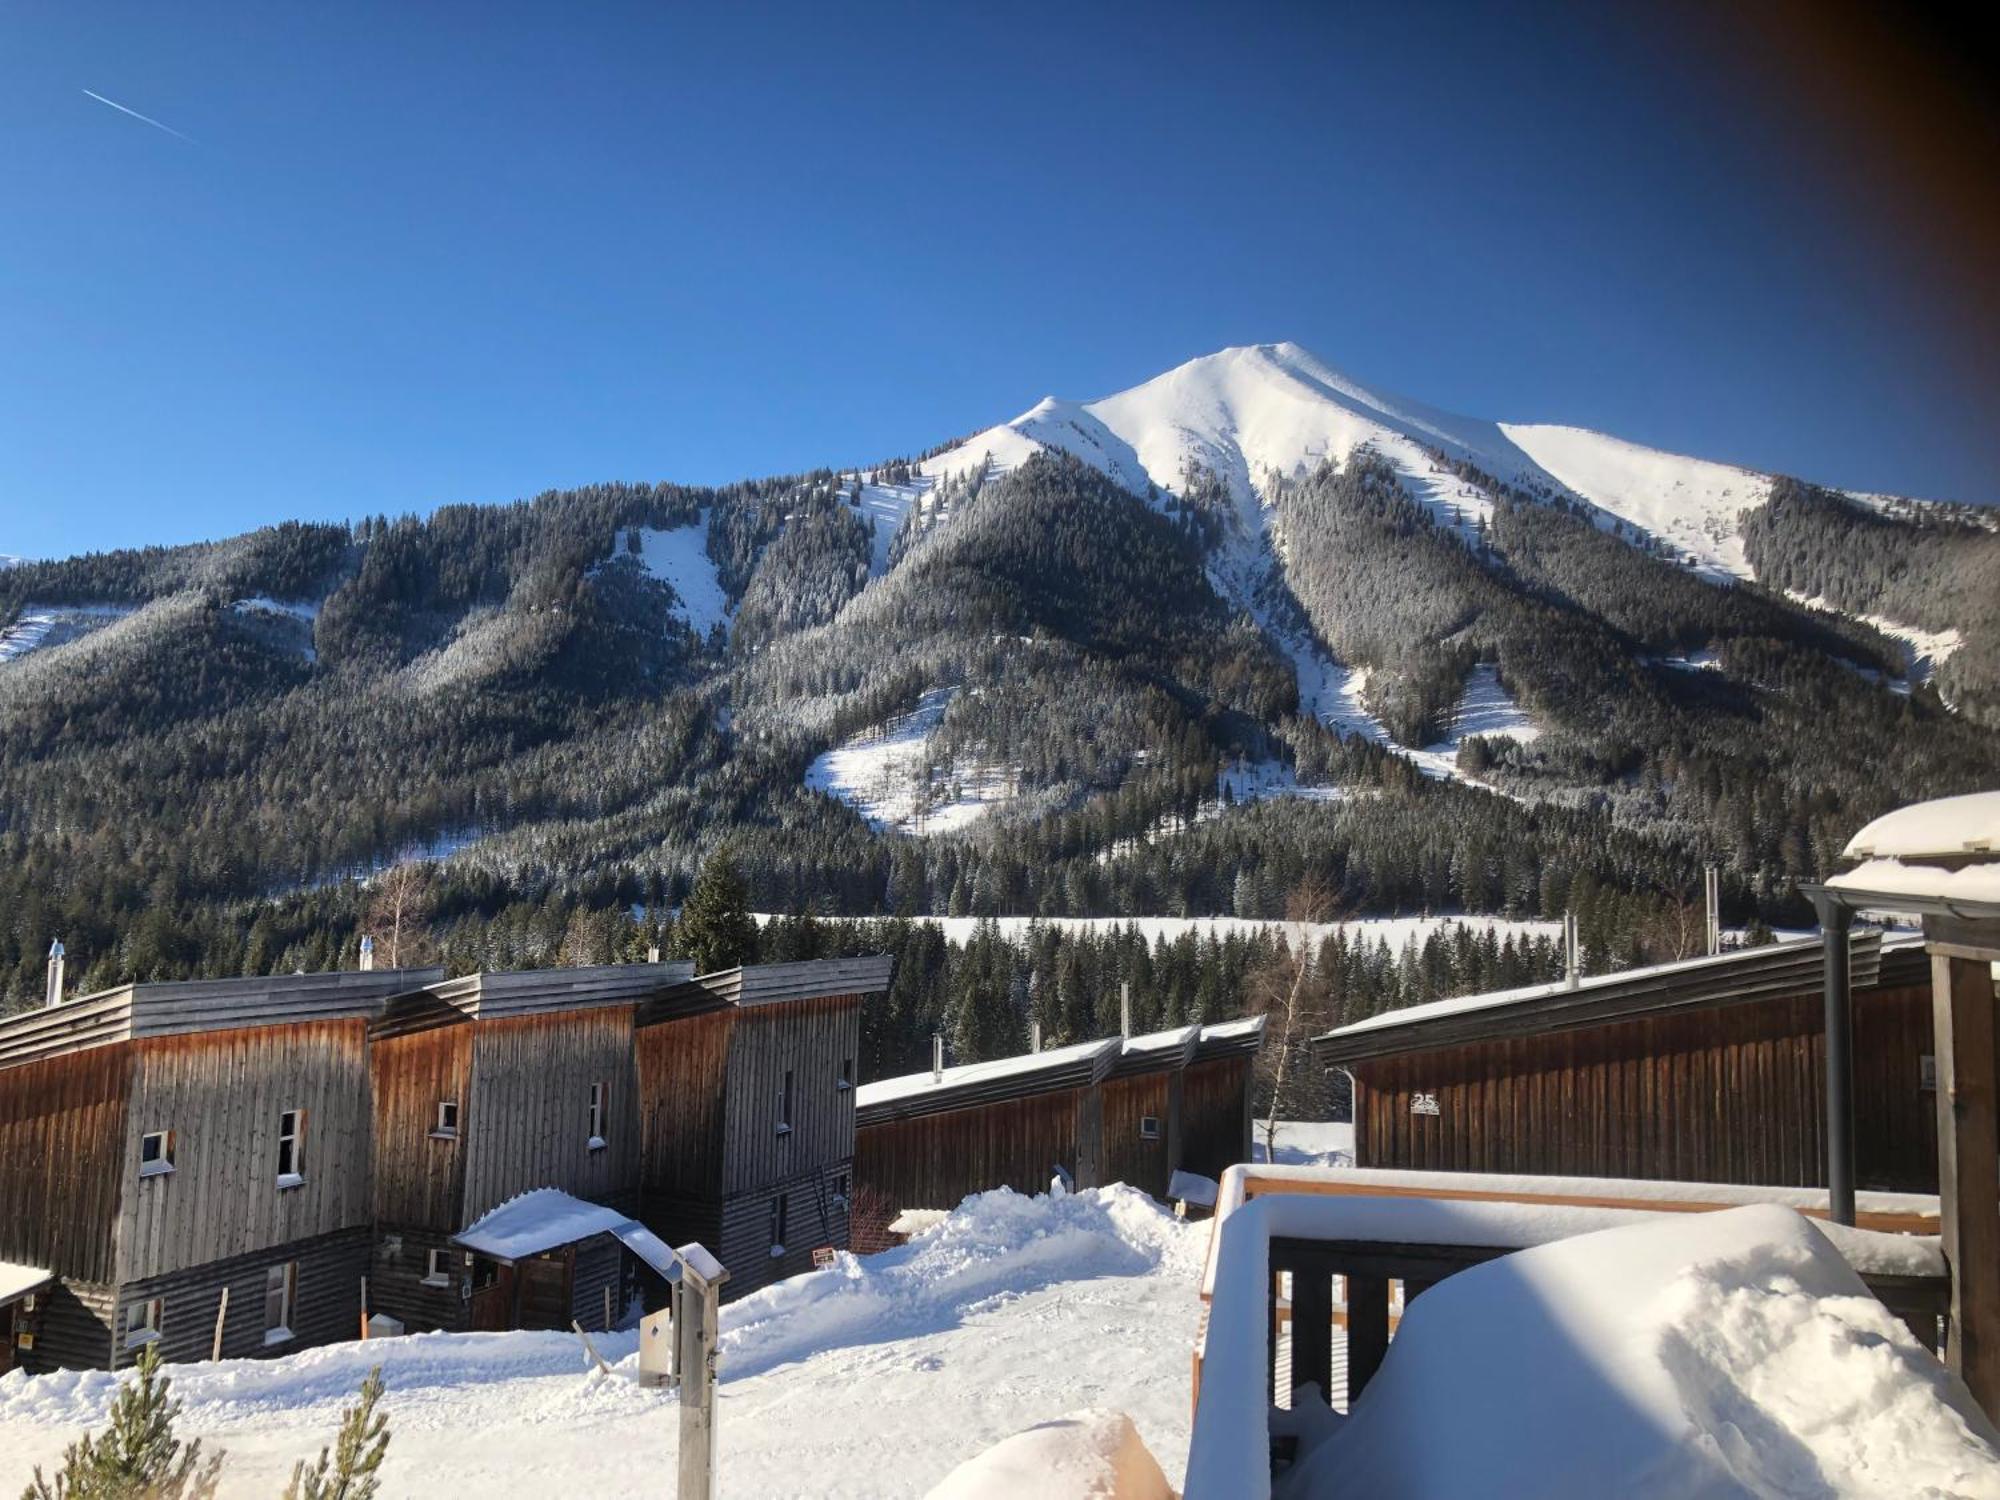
left=1254, top=1119, right=1354, bottom=1169
left=754, top=911, right=1568, bottom=956
left=804, top=687, right=1019, bottom=835
left=633, top=525, right=732, bottom=638
left=1406, top=663, right=1541, bottom=782
left=0, top=602, right=140, bottom=663
left=0, top=1187, right=1208, bottom=1500
left=1784, top=589, right=1963, bottom=687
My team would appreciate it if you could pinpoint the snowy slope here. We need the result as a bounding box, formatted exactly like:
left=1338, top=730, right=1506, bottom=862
left=634, top=525, right=731, bottom=638
left=0, top=1187, right=1207, bottom=1500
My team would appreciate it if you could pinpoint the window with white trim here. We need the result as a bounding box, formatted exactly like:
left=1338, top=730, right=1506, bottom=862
left=776, top=1069, right=793, bottom=1135
left=1139, top=1115, right=1161, bottom=1141
left=139, top=1129, right=175, bottom=1178
left=120, top=1297, right=162, bottom=1349
left=264, top=1261, right=297, bottom=1344
left=276, top=1109, right=305, bottom=1186
left=587, top=1082, right=606, bottom=1150
left=433, top=1099, right=459, bottom=1138
left=422, top=1248, right=452, bottom=1287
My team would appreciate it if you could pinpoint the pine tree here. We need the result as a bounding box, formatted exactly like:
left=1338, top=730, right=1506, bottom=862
left=22, top=1343, right=224, bottom=1500
left=676, top=848, right=758, bottom=975
left=282, top=1366, right=391, bottom=1500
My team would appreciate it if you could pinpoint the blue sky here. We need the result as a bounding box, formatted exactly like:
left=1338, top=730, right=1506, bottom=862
left=3, top=2, right=1994, bottom=557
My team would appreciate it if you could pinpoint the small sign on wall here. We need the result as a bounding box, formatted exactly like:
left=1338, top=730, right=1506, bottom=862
left=1411, top=1092, right=1441, bottom=1116
left=811, top=1247, right=838, bottom=1269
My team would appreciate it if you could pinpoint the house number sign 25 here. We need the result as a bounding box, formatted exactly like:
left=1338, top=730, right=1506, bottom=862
left=1411, top=1092, right=1441, bottom=1116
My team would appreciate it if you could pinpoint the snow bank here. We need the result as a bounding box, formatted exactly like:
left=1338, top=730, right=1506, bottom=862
left=1253, top=1121, right=1353, bottom=1170
left=717, top=1185, right=1183, bottom=1383
left=1280, top=1204, right=2000, bottom=1500
left=925, top=1409, right=1172, bottom=1500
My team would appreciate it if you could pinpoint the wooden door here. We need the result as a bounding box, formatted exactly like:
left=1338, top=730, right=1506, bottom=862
left=518, top=1250, right=573, bottom=1331
left=468, top=1259, right=516, bottom=1332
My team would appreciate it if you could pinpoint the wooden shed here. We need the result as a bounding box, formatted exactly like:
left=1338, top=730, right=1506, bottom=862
left=1310, top=932, right=1934, bottom=1191
left=366, top=961, right=694, bottom=1335
left=0, top=965, right=442, bottom=1372
left=634, top=956, right=890, bottom=1301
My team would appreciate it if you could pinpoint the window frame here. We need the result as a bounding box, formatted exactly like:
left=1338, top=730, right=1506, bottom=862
left=121, top=1296, right=163, bottom=1350
left=431, top=1099, right=460, bottom=1140
left=263, top=1261, right=297, bottom=1345
left=421, top=1247, right=453, bottom=1288
left=1139, top=1115, right=1162, bottom=1141
left=836, top=1057, right=853, bottom=1092
left=276, top=1108, right=306, bottom=1187
left=832, top=1171, right=850, bottom=1208
left=586, top=1081, right=607, bottom=1151
left=139, top=1129, right=176, bottom=1179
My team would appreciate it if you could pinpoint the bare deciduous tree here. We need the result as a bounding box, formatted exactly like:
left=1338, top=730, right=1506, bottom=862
left=367, top=863, right=437, bottom=970
left=1248, top=874, right=1342, bottom=1162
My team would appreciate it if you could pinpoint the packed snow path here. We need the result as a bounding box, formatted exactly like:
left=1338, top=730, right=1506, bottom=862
left=0, top=1187, right=1207, bottom=1499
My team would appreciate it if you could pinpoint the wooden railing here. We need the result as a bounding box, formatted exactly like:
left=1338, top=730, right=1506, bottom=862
left=1185, top=1167, right=1949, bottom=1498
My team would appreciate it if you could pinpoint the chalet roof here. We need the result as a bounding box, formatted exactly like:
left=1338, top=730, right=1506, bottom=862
left=425, top=960, right=696, bottom=1019
left=0, top=966, right=446, bottom=1070
left=636, top=954, right=894, bottom=1026
left=1313, top=932, right=1920, bottom=1067
left=856, top=1016, right=1266, bottom=1125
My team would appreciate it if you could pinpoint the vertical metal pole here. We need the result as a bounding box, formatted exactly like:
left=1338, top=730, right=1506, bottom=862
left=1120, top=981, right=1132, bottom=1039
left=1820, top=895, right=1856, bottom=1226
left=677, top=1270, right=721, bottom=1500
left=1704, top=864, right=1721, bottom=955
left=1563, top=912, right=1579, bottom=990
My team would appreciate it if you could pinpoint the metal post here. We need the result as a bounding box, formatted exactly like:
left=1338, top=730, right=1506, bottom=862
left=1563, top=913, right=1579, bottom=990
left=1820, top=895, right=1856, bottom=1226
left=1031, top=1019, right=1042, bottom=1054
left=676, top=1265, right=724, bottom=1500
left=1704, top=864, right=1721, bottom=955
left=1120, top=981, right=1132, bottom=1039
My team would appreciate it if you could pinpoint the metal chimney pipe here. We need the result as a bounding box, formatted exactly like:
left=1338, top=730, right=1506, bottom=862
left=1563, top=913, right=1580, bottom=991
left=932, top=1033, right=944, bottom=1083
left=1704, top=864, right=1721, bottom=956
left=1120, top=981, right=1132, bottom=1040
left=45, top=939, right=65, bottom=1008
left=1031, top=1019, right=1043, bottom=1054
left=358, top=934, right=375, bottom=972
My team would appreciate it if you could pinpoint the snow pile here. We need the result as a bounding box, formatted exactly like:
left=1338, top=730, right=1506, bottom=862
left=804, top=687, right=1019, bottom=835
left=1280, top=1204, right=1999, bottom=1500
left=633, top=525, right=731, bottom=638
left=717, top=1185, right=1186, bottom=1382
left=925, top=1409, right=1172, bottom=1500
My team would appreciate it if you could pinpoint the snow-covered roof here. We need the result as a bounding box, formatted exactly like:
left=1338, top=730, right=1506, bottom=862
left=0, top=1260, right=52, bottom=1308
left=1828, top=858, right=2000, bottom=911
left=1842, top=791, right=2000, bottom=861
left=453, top=1187, right=724, bottom=1283
left=856, top=1038, right=1120, bottom=1119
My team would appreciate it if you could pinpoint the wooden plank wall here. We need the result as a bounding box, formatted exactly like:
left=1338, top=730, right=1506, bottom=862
left=369, top=1227, right=469, bottom=1334
left=854, top=1089, right=1088, bottom=1220
left=637, top=1008, right=733, bottom=1202
left=721, top=996, right=860, bottom=1196
left=461, top=1009, right=640, bottom=1221
left=0, top=1043, right=131, bottom=1283
left=1101, top=1074, right=1174, bottom=1199
left=118, top=1022, right=372, bottom=1284
left=19, top=1280, right=117, bottom=1373
left=713, top=1163, right=852, bottom=1301
left=115, top=1226, right=371, bottom=1369
left=370, top=1021, right=473, bottom=1232
left=1181, top=1057, right=1254, bottom=1182
left=1353, top=983, right=1937, bottom=1190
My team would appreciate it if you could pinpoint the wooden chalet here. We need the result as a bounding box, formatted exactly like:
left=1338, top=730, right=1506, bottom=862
left=0, top=965, right=442, bottom=1372
left=634, top=956, right=892, bottom=1301
left=1311, top=931, right=1935, bottom=1190
left=365, top=961, right=693, bottom=1336
left=851, top=1016, right=1265, bottom=1250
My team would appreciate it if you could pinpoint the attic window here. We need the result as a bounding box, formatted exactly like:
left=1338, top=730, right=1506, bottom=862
left=276, top=1109, right=305, bottom=1187
left=139, top=1130, right=175, bottom=1178
left=121, top=1297, right=162, bottom=1350
left=432, top=1099, right=459, bottom=1139
left=1139, top=1116, right=1161, bottom=1141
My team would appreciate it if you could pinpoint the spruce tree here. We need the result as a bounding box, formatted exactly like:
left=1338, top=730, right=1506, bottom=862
left=282, top=1366, right=391, bottom=1500
left=677, top=848, right=758, bottom=975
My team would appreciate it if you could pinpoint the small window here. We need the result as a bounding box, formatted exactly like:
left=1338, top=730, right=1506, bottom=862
left=264, top=1262, right=297, bottom=1344
left=139, top=1130, right=176, bottom=1178
left=777, top=1070, right=793, bottom=1135
left=121, top=1297, right=162, bottom=1350
left=587, top=1082, right=606, bottom=1150
left=836, top=1058, right=853, bottom=1091
left=768, top=1194, right=787, bottom=1257
left=277, top=1109, right=305, bottom=1186
left=432, top=1100, right=459, bottom=1139
left=1139, top=1115, right=1161, bottom=1141
left=422, top=1248, right=452, bottom=1287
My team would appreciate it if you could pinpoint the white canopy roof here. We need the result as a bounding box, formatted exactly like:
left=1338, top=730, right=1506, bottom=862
left=453, top=1187, right=723, bottom=1283
left=0, top=1260, right=52, bottom=1307
left=1842, top=791, right=2000, bottom=861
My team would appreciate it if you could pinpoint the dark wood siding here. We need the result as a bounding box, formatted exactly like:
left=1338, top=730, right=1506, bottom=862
left=0, top=1043, right=131, bottom=1283
left=637, top=1008, right=734, bottom=1203
left=1182, top=1057, right=1253, bottom=1182
left=461, top=1008, right=640, bottom=1221
left=1352, top=982, right=1937, bottom=1190
left=114, top=1226, right=371, bottom=1369
left=1101, top=1074, right=1174, bottom=1199
left=713, top=1164, right=851, bottom=1301
left=370, top=1021, right=472, bottom=1233
left=570, top=1234, right=625, bottom=1331
left=721, top=996, right=861, bottom=1196
left=118, top=1021, right=373, bottom=1284
left=19, top=1280, right=118, bottom=1373
left=854, top=1086, right=1093, bottom=1239
left=368, top=1227, right=470, bottom=1334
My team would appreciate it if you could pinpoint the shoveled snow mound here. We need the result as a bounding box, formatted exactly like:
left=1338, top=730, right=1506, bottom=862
left=1501, top=423, right=1772, bottom=584
left=926, top=1409, right=1172, bottom=1500
left=634, top=525, right=731, bottom=638
left=0, top=1185, right=1207, bottom=1499
left=1285, top=1203, right=2000, bottom=1500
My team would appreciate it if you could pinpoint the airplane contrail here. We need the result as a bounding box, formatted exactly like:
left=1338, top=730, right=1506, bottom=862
left=81, top=89, right=193, bottom=143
